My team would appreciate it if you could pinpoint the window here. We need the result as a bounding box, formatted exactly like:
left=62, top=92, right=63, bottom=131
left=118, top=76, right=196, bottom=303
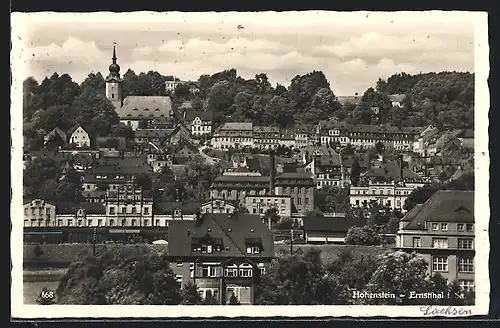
left=431, top=223, right=439, bottom=231
left=176, top=275, right=183, bottom=289
left=176, top=261, right=183, bottom=267
left=466, top=223, right=474, bottom=232
left=57, top=219, right=63, bottom=226
left=281, top=199, right=285, bottom=204
left=144, top=207, right=149, bottom=215
left=189, top=263, right=194, bottom=278
left=458, top=257, right=474, bottom=273
left=131, top=219, right=137, bottom=226
left=239, top=263, right=253, bottom=278
left=68, top=219, right=73, bottom=226
left=432, top=256, right=448, bottom=272
left=155, top=219, right=160, bottom=226
left=143, top=219, right=149, bottom=226
left=258, top=263, right=266, bottom=276
left=457, top=223, right=465, bottom=232
left=246, top=245, right=260, bottom=254
left=440, top=223, right=448, bottom=231
left=459, top=280, right=474, bottom=292
left=121, top=207, right=127, bottom=214
left=202, top=265, right=218, bottom=278
left=432, top=238, right=448, bottom=249
left=412, top=237, right=421, bottom=248
left=121, top=219, right=126, bottom=226
left=132, top=207, right=136, bottom=214
left=297, top=198, right=302, bottom=205
left=98, top=219, right=103, bottom=226
left=109, top=207, right=115, bottom=215
left=458, top=238, right=473, bottom=249
left=224, top=265, right=238, bottom=277
left=88, top=219, right=93, bottom=226
left=109, top=219, right=115, bottom=226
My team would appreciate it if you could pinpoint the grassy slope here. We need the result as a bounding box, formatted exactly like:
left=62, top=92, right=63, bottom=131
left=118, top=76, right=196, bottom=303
left=24, top=244, right=392, bottom=268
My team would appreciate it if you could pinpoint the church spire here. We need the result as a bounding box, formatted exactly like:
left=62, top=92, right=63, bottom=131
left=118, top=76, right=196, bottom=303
left=112, top=43, right=117, bottom=64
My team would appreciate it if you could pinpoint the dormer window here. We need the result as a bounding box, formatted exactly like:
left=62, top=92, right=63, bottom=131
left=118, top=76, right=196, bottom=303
left=246, top=245, right=260, bottom=254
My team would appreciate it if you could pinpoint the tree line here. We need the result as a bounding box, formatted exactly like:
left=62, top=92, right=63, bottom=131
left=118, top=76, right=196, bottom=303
left=54, top=245, right=474, bottom=305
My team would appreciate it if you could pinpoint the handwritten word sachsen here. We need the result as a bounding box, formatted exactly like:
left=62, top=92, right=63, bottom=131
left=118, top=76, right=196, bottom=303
left=420, top=306, right=473, bottom=316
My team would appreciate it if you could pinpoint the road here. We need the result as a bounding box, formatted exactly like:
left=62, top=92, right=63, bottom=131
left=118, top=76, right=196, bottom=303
left=198, top=145, right=219, bottom=165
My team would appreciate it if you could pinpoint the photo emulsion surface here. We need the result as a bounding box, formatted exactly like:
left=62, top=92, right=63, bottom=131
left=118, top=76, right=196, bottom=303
left=10, top=11, right=490, bottom=318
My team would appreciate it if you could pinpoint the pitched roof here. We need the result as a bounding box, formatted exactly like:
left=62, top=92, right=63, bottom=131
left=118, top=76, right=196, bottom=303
left=55, top=201, right=106, bottom=215
left=134, top=129, right=175, bottom=138
left=401, top=190, right=474, bottom=230
left=389, top=94, right=406, bottom=103
left=337, top=95, right=361, bottom=105
left=219, top=122, right=253, bottom=131
left=185, top=111, right=213, bottom=121
left=213, top=175, right=270, bottom=183
left=155, top=202, right=200, bottom=215
left=67, top=124, right=86, bottom=136
left=315, top=154, right=342, bottom=167
left=167, top=212, right=274, bottom=259
left=367, top=160, right=421, bottom=182
left=303, top=215, right=366, bottom=232
left=115, top=96, right=172, bottom=119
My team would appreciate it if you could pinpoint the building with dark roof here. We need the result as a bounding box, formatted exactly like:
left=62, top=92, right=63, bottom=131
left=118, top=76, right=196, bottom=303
left=211, top=122, right=254, bottom=150
left=396, top=190, right=475, bottom=289
left=253, top=126, right=281, bottom=150
left=184, top=111, right=213, bottom=136
left=302, top=214, right=366, bottom=244
left=167, top=212, right=274, bottom=304
left=274, top=172, right=315, bottom=213
left=104, top=45, right=172, bottom=131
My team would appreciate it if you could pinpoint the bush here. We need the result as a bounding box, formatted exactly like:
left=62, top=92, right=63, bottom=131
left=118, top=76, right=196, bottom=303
left=345, top=225, right=382, bottom=246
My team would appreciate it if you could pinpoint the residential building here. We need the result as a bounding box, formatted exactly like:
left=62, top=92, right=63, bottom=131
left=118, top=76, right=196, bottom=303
left=245, top=195, right=293, bottom=218
left=184, top=111, right=213, bottom=136
left=210, top=175, right=270, bottom=206
left=146, top=151, right=171, bottom=173
left=280, top=129, right=296, bottom=148
left=413, top=125, right=440, bottom=155
left=23, top=199, right=56, bottom=228
left=167, top=212, right=274, bottom=304
left=305, top=151, right=349, bottom=189
left=152, top=202, right=199, bottom=227
left=165, top=80, right=184, bottom=93
left=253, top=126, right=281, bottom=150
left=134, top=129, right=176, bottom=147
left=274, top=172, right=315, bottom=214
left=105, top=46, right=172, bottom=130
left=211, top=122, right=254, bottom=150
left=67, top=124, right=91, bottom=148
left=294, top=126, right=314, bottom=148
left=105, top=189, right=154, bottom=227
left=43, top=127, right=68, bottom=148
left=389, top=94, right=406, bottom=108
left=201, top=199, right=238, bottom=214
left=350, top=159, right=425, bottom=211
left=396, top=190, right=475, bottom=289
left=302, top=214, right=366, bottom=244
left=54, top=202, right=106, bottom=228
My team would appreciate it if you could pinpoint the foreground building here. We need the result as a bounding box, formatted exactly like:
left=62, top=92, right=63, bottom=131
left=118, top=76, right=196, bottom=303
left=396, top=190, right=475, bottom=291
left=167, top=212, right=274, bottom=304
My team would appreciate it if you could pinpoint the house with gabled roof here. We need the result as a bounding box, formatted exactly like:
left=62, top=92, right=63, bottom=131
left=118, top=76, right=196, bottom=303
left=167, top=212, right=274, bottom=304
left=184, top=110, right=213, bottom=137
left=396, top=190, right=475, bottom=289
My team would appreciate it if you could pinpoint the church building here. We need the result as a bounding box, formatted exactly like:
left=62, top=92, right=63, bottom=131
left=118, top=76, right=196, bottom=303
left=105, top=45, right=173, bottom=130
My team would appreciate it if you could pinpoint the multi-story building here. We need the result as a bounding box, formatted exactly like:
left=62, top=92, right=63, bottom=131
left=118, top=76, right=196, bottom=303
left=253, top=126, right=281, bottom=150
left=280, top=129, right=296, bottom=148
left=294, top=126, right=314, bottom=148
left=134, top=129, right=176, bottom=147
left=105, top=186, right=154, bottom=227
left=67, top=124, right=91, bottom=148
left=23, top=199, right=56, bottom=227
left=201, top=199, right=238, bottom=214
left=305, top=152, right=349, bottom=189
left=245, top=195, right=293, bottom=218
left=167, top=212, right=274, bottom=304
left=211, top=122, right=254, bottom=150
left=184, top=111, right=213, bottom=137
left=349, top=159, right=425, bottom=211
left=210, top=175, right=270, bottom=206
left=54, top=202, right=107, bottom=228
left=274, top=172, right=315, bottom=214
left=396, top=190, right=475, bottom=291
left=152, top=202, right=199, bottom=227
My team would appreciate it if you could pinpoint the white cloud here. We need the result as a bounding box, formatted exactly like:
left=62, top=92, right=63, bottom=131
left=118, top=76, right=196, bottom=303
left=131, top=46, right=154, bottom=57
left=29, top=36, right=106, bottom=64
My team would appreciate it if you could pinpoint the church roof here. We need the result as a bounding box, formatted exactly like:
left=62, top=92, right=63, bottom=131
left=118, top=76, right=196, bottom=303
left=115, top=96, right=173, bottom=120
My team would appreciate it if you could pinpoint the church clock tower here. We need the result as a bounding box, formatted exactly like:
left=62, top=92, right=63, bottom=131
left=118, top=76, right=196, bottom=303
left=105, top=44, right=123, bottom=105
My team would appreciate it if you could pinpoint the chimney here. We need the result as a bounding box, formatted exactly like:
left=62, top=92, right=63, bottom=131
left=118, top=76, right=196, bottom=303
left=269, top=150, right=276, bottom=195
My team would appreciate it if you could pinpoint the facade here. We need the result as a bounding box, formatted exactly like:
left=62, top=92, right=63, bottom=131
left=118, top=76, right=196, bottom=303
left=165, top=80, right=184, bottom=93
left=23, top=199, right=56, bottom=227
left=274, top=172, right=315, bottom=214
left=253, top=126, right=281, bottom=150
left=54, top=202, right=106, bottom=227
left=152, top=202, right=199, bottom=227
left=302, top=214, right=365, bottom=244
left=134, top=129, right=175, bottom=147
left=211, top=122, right=254, bottom=150
left=210, top=175, right=270, bottom=206
left=389, top=94, right=406, bottom=108
left=185, top=111, right=213, bottom=136
left=167, top=213, right=274, bottom=304
left=280, top=129, right=296, bottom=148
left=350, top=181, right=423, bottom=211
left=294, top=126, right=313, bottom=148
left=396, top=190, right=475, bottom=290
left=305, top=152, right=349, bottom=189
left=201, top=199, right=238, bottom=214
left=244, top=195, right=293, bottom=217
left=67, top=125, right=91, bottom=148
left=105, top=46, right=172, bottom=130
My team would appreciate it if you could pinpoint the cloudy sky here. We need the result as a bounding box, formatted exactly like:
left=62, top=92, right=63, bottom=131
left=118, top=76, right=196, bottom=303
left=13, top=11, right=477, bottom=96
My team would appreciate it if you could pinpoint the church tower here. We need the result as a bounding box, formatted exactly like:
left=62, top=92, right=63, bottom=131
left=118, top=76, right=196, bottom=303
left=105, top=44, right=123, bottom=105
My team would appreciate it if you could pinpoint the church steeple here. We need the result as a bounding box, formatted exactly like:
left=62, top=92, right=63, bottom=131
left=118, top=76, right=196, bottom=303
left=105, top=43, right=123, bottom=103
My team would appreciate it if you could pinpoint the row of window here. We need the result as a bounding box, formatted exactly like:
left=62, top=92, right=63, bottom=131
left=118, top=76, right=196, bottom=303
left=353, top=189, right=412, bottom=195
left=432, top=256, right=474, bottom=273
left=430, top=223, right=474, bottom=232
left=191, top=244, right=261, bottom=254
left=251, top=198, right=287, bottom=205
left=251, top=207, right=287, bottom=215
left=95, top=175, right=126, bottom=180
left=183, top=263, right=265, bottom=278
left=24, top=208, right=52, bottom=216
left=24, top=218, right=154, bottom=227
left=354, top=199, right=402, bottom=208
left=108, top=206, right=150, bottom=215
left=412, top=237, right=474, bottom=249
